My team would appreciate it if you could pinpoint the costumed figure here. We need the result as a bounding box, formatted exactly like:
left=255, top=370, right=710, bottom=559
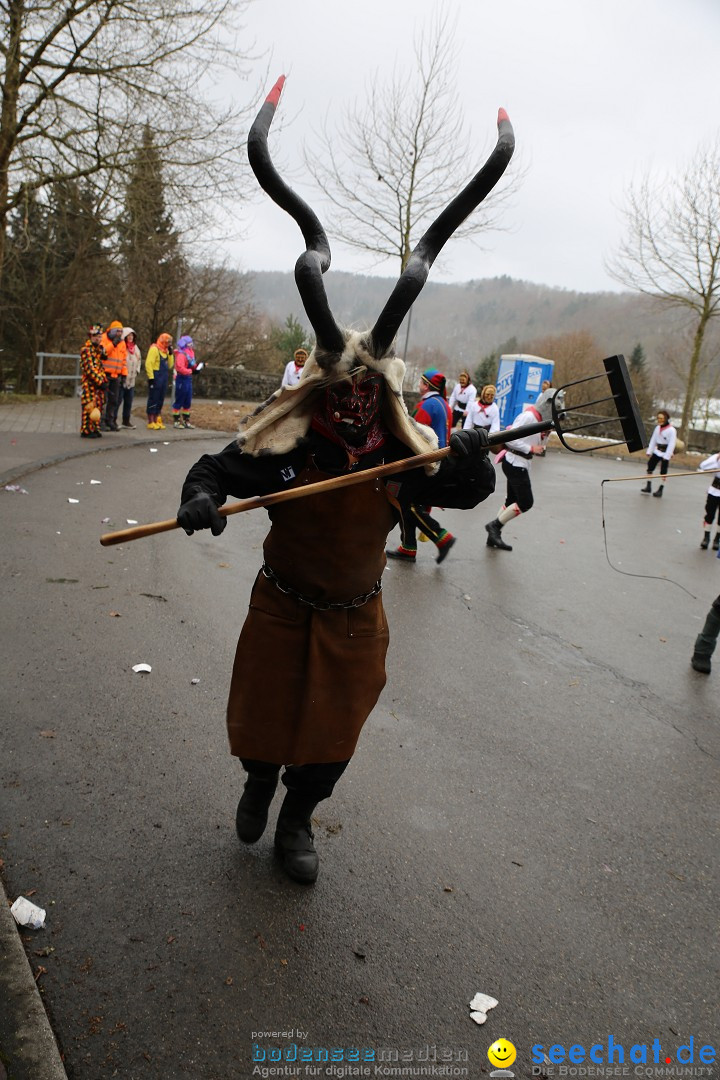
left=386, top=369, right=457, bottom=564
left=145, top=333, right=174, bottom=429
left=641, top=410, right=676, bottom=497
left=484, top=392, right=553, bottom=551
left=464, top=384, right=501, bottom=436
left=176, top=75, right=514, bottom=884
left=282, top=347, right=309, bottom=389
left=448, top=371, right=477, bottom=428
left=697, top=451, right=720, bottom=550
left=99, top=320, right=128, bottom=431
left=172, top=335, right=197, bottom=428
left=79, top=324, right=108, bottom=438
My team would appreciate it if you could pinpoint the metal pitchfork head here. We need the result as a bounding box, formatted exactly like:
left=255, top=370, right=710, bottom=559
left=546, top=355, right=647, bottom=453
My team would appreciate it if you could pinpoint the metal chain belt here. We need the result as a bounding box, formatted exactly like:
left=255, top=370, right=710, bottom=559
left=261, top=563, right=382, bottom=611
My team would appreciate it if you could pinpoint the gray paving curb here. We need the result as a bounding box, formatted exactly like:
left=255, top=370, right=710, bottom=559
left=0, top=877, right=68, bottom=1080
left=0, top=429, right=224, bottom=488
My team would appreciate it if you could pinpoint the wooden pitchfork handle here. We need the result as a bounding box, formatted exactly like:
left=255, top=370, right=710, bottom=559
left=98, top=422, right=552, bottom=547
left=99, top=444, right=452, bottom=547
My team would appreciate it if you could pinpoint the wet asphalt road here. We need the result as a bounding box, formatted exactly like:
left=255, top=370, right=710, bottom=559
left=1, top=439, right=718, bottom=1079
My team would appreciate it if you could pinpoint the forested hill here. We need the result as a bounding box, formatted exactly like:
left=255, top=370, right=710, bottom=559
left=248, top=270, right=676, bottom=369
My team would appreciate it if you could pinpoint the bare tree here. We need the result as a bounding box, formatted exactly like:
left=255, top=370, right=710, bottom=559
left=0, top=0, right=255, bottom=292
left=607, top=139, right=720, bottom=441
left=303, top=11, right=518, bottom=274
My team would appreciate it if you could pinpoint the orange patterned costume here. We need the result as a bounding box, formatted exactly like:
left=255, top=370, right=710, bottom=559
left=80, top=328, right=107, bottom=438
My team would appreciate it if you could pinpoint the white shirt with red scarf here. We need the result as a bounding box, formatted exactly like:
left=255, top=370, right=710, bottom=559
left=504, top=405, right=543, bottom=470
left=647, top=423, right=677, bottom=461
left=464, top=398, right=500, bottom=434
left=282, top=360, right=305, bottom=389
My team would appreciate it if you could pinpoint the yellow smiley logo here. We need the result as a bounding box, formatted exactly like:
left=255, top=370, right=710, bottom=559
left=488, top=1039, right=517, bottom=1069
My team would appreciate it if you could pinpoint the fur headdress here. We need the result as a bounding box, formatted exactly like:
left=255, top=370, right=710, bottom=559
left=238, top=331, right=438, bottom=467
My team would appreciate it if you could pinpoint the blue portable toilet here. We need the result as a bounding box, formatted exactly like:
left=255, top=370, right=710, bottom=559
left=496, top=354, right=554, bottom=428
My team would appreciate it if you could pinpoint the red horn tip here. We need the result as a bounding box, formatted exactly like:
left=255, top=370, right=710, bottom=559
left=266, top=75, right=286, bottom=107
left=497, top=107, right=510, bottom=124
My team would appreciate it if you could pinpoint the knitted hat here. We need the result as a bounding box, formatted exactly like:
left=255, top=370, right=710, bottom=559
left=108, top=320, right=123, bottom=331
left=88, top=324, right=103, bottom=335
left=421, top=368, right=447, bottom=396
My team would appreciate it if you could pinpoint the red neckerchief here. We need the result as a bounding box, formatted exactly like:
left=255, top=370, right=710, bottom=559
left=659, top=423, right=671, bottom=431
left=525, top=405, right=542, bottom=422
left=310, top=413, right=386, bottom=463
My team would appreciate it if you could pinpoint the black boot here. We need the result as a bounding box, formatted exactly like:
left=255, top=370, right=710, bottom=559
left=713, top=533, right=720, bottom=552
left=701, top=531, right=711, bottom=550
left=274, top=791, right=320, bottom=883
left=485, top=519, right=512, bottom=551
left=652, top=484, right=664, bottom=497
left=235, top=773, right=278, bottom=843
left=691, top=603, right=720, bottom=674
left=640, top=481, right=652, bottom=494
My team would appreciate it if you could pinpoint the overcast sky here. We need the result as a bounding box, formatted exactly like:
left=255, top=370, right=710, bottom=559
left=219, top=0, right=720, bottom=294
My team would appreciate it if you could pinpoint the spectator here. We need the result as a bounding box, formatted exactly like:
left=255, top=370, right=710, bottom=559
left=448, top=370, right=477, bottom=428
left=282, top=347, right=308, bottom=388
left=99, top=320, right=127, bottom=431
left=697, top=451, right=720, bottom=550
left=464, top=384, right=500, bottom=436
left=386, top=369, right=457, bottom=564
left=145, top=333, right=174, bottom=430
left=172, top=335, right=197, bottom=429
left=79, top=324, right=107, bottom=439
left=641, top=410, right=676, bottom=498
left=121, top=328, right=142, bottom=429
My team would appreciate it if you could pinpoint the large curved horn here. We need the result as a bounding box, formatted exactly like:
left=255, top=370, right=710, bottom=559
left=247, top=76, right=345, bottom=357
left=370, top=109, right=515, bottom=360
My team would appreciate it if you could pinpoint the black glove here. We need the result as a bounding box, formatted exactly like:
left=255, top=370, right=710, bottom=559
left=147, top=379, right=155, bottom=389
left=177, top=492, right=227, bottom=536
left=449, top=427, right=489, bottom=459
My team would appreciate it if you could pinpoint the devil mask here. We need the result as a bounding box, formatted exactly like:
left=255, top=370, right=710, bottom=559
left=312, top=369, right=385, bottom=452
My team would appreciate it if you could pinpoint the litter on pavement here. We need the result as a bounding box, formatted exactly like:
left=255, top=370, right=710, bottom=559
left=11, top=896, right=46, bottom=929
left=469, top=991, right=499, bottom=1025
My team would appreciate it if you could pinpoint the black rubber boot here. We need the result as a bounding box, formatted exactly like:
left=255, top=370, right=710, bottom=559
left=713, top=533, right=720, bottom=552
left=701, top=531, right=711, bottom=550
left=235, top=773, right=279, bottom=844
left=274, top=791, right=320, bottom=884
left=485, top=519, right=512, bottom=551
left=653, top=484, right=664, bottom=497
left=436, top=535, right=456, bottom=564
left=691, top=603, right=720, bottom=674
left=640, top=481, right=652, bottom=494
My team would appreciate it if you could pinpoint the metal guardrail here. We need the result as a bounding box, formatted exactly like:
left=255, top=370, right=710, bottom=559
left=35, top=352, right=81, bottom=396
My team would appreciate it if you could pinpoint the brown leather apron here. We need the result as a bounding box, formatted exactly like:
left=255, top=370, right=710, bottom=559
left=226, top=459, right=395, bottom=764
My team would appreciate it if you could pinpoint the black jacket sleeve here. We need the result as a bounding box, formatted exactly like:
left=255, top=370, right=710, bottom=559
left=385, top=440, right=496, bottom=510
left=180, top=441, right=309, bottom=506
